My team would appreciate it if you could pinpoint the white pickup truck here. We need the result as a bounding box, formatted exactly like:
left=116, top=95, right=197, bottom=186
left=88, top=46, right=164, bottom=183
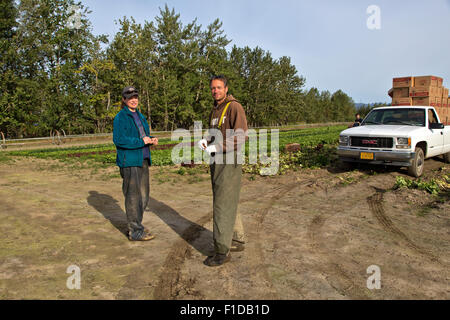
left=337, top=106, right=450, bottom=177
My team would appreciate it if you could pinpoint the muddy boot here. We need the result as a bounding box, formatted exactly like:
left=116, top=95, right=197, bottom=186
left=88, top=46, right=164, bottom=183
left=203, top=253, right=231, bottom=267
left=230, top=239, right=245, bottom=252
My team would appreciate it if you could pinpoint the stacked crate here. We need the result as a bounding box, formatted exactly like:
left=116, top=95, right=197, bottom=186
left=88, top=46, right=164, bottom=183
left=390, top=75, right=449, bottom=124
left=391, top=77, right=414, bottom=106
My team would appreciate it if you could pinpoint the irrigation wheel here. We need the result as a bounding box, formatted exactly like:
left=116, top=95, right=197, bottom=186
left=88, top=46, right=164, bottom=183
left=0, top=132, right=5, bottom=149
left=50, top=129, right=62, bottom=145
left=60, top=129, right=67, bottom=144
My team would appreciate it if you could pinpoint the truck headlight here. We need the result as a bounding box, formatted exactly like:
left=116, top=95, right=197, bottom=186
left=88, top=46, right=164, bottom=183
left=339, top=135, right=349, bottom=146
left=396, top=137, right=411, bottom=149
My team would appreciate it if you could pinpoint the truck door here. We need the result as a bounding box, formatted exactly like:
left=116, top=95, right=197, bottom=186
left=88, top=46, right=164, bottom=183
left=427, top=109, right=443, bottom=157
left=444, top=121, right=450, bottom=154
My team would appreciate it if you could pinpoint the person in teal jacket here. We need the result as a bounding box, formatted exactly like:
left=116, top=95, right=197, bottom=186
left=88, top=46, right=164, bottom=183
left=113, top=86, right=158, bottom=241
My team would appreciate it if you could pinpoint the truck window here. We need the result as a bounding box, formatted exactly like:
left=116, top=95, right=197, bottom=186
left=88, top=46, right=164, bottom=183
left=408, top=110, right=425, bottom=126
left=428, top=109, right=438, bottom=125
left=363, top=108, right=425, bottom=126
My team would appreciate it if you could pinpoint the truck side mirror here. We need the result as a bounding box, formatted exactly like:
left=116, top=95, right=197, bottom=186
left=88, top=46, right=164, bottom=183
left=429, top=122, right=444, bottom=129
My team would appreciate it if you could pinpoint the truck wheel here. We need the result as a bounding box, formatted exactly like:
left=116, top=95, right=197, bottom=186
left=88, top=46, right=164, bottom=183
left=444, top=152, right=450, bottom=164
left=408, top=147, right=424, bottom=178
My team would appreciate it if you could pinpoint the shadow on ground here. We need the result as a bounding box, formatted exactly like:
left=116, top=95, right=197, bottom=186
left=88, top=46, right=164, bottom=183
left=87, top=191, right=213, bottom=255
left=327, top=161, right=400, bottom=175
left=87, top=191, right=129, bottom=237
left=147, top=197, right=213, bottom=256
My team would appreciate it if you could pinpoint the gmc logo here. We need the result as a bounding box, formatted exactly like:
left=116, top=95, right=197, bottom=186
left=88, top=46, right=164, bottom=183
left=362, top=139, right=378, bottom=145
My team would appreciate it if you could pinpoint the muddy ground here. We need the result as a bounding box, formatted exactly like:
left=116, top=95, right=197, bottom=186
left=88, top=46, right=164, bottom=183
left=0, top=156, right=448, bottom=300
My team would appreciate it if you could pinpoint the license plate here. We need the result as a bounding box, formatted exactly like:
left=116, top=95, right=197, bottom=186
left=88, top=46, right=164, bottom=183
left=360, top=152, right=374, bottom=160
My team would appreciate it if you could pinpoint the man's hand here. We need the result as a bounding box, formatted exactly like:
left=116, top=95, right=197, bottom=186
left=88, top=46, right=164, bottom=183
left=198, top=139, right=208, bottom=150
left=205, top=145, right=217, bottom=155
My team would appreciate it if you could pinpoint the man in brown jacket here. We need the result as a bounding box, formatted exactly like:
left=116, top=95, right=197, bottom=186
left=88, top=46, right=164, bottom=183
left=198, top=75, right=248, bottom=267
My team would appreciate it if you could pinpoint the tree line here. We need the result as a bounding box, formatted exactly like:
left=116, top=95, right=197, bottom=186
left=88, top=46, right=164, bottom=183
left=1, top=0, right=359, bottom=138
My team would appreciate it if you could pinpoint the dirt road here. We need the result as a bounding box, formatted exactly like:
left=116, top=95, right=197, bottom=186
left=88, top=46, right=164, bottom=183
left=0, top=157, right=448, bottom=299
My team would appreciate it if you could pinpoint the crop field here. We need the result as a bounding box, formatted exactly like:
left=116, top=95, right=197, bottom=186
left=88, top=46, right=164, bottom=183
left=0, top=124, right=449, bottom=300
left=1, top=125, right=346, bottom=169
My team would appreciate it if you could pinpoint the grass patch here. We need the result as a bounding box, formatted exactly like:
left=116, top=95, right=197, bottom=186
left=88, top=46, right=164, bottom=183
left=0, top=152, right=11, bottom=163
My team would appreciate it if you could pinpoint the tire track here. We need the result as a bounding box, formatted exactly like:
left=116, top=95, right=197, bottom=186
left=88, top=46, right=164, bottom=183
left=243, top=175, right=346, bottom=299
left=367, top=188, right=442, bottom=265
left=156, top=169, right=443, bottom=299
left=152, top=183, right=287, bottom=299
left=308, top=212, right=369, bottom=299
left=248, top=180, right=301, bottom=299
left=152, top=179, right=300, bottom=300
left=244, top=174, right=371, bottom=299
left=153, top=212, right=211, bottom=299
left=304, top=173, right=407, bottom=299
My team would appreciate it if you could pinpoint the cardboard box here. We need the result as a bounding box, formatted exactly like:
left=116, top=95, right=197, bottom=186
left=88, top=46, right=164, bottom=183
left=444, top=109, right=449, bottom=125
left=412, top=96, right=437, bottom=106
left=442, top=107, right=449, bottom=125
left=414, top=75, right=441, bottom=87
left=393, top=87, right=410, bottom=98
left=392, top=97, right=412, bottom=106
left=435, top=107, right=441, bottom=119
left=442, top=97, right=448, bottom=108
left=437, top=108, right=447, bottom=124
left=393, top=77, right=414, bottom=88
left=441, top=107, right=448, bottom=118
left=285, top=143, right=301, bottom=153
left=409, top=86, right=441, bottom=97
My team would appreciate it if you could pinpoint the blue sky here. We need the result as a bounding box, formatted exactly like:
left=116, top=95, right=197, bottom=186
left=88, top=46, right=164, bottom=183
left=80, top=0, right=450, bottom=104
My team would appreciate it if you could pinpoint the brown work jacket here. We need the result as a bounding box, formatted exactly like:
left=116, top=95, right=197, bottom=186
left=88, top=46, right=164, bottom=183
left=208, top=95, right=249, bottom=153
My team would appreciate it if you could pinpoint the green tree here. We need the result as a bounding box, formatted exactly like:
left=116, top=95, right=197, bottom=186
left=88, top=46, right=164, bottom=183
left=331, top=89, right=356, bottom=121
left=272, top=56, right=305, bottom=125
left=12, top=0, right=106, bottom=136
left=192, top=19, right=231, bottom=126
left=0, top=0, right=19, bottom=137
left=78, top=35, right=115, bottom=133
left=1, top=2, right=360, bottom=138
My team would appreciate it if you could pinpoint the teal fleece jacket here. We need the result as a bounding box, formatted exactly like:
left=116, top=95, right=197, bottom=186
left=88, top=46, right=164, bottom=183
left=113, top=107, right=151, bottom=168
